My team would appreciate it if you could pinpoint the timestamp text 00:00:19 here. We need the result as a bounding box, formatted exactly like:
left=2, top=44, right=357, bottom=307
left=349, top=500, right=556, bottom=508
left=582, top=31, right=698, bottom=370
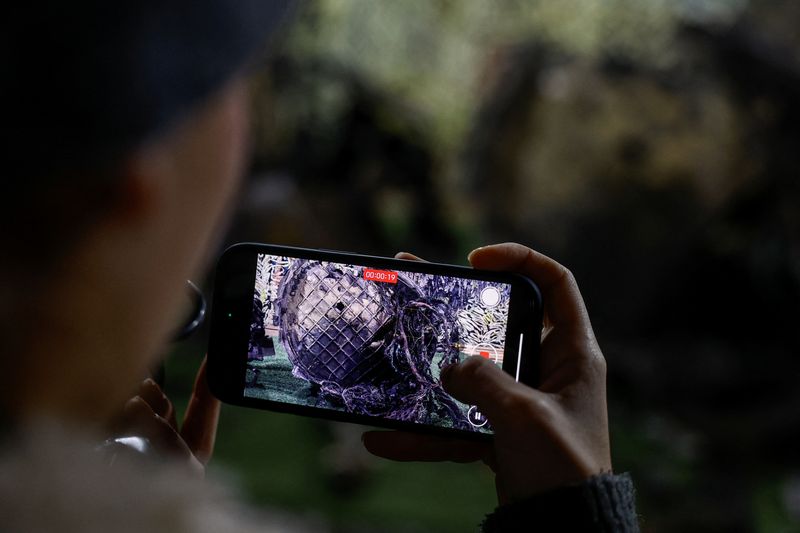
left=362, top=268, right=398, bottom=284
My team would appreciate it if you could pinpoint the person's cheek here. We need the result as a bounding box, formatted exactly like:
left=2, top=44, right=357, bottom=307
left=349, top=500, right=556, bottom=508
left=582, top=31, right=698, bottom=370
left=197, top=79, right=254, bottom=271
left=218, top=78, right=253, bottom=207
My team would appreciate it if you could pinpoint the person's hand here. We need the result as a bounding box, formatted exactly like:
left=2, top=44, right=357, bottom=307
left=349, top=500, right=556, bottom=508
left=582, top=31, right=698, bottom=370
left=362, top=243, right=611, bottom=504
left=105, top=356, right=220, bottom=474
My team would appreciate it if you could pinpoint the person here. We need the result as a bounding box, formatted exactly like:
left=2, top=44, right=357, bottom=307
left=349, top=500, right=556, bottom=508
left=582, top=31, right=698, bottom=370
left=0, top=2, right=638, bottom=531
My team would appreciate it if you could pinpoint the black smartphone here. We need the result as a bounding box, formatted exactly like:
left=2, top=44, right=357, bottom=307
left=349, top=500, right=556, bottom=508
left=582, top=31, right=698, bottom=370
left=207, top=243, right=542, bottom=439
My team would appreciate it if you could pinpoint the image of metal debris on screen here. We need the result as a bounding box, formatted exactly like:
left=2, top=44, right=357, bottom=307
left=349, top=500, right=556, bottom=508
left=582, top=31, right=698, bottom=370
left=245, top=254, right=511, bottom=433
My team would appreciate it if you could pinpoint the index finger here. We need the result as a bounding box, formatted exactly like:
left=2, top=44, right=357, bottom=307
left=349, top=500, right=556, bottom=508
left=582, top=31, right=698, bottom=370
left=394, top=251, right=425, bottom=261
left=180, top=357, right=220, bottom=465
left=468, top=243, right=591, bottom=331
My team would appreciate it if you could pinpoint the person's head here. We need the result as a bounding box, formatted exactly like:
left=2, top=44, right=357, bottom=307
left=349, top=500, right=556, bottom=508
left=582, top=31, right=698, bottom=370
left=0, top=1, right=292, bottom=425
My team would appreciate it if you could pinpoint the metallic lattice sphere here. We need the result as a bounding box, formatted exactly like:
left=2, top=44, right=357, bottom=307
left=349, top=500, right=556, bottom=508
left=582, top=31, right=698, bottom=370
left=278, top=262, right=398, bottom=387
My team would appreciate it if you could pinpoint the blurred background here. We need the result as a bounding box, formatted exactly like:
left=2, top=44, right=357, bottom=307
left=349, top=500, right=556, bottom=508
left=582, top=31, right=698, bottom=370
left=165, top=1, right=800, bottom=531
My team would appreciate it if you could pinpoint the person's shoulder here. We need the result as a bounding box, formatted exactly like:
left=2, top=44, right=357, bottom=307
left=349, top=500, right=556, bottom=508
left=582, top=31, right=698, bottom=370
left=0, top=420, right=321, bottom=533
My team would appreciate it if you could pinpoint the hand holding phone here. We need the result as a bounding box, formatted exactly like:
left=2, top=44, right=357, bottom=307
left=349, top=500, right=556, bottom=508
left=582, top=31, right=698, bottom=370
left=208, top=243, right=542, bottom=439
left=363, top=243, right=612, bottom=504
left=103, top=357, right=220, bottom=473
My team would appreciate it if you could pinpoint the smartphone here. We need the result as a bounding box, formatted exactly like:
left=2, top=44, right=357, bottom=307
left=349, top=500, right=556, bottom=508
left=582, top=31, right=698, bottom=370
left=207, top=243, right=542, bottom=439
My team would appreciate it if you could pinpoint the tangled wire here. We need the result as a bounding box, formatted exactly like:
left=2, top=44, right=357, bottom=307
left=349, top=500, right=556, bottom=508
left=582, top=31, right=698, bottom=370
left=318, top=294, right=468, bottom=429
left=310, top=270, right=476, bottom=428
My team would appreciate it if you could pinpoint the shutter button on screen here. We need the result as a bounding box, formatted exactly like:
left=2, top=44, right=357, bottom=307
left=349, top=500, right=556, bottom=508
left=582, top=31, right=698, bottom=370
left=467, top=406, right=488, bottom=428
left=480, top=287, right=501, bottom=307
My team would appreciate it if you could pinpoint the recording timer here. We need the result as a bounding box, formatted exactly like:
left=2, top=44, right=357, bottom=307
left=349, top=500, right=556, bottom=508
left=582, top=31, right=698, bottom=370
left=363, top=268, right=398, bottom=284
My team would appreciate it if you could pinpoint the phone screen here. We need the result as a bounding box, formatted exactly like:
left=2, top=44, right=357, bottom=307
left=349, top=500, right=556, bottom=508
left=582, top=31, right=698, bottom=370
left=244, top=253, right=512, bottom=434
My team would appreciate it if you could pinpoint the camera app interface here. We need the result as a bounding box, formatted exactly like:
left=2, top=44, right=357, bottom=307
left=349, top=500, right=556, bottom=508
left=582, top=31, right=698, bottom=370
left=245, top=254, right=511, bottom=433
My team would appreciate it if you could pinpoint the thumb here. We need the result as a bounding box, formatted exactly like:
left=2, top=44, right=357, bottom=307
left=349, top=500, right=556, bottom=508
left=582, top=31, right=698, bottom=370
left=442, top=356, right=538, bottom=427
left=180, top=356, right=221, bottom=465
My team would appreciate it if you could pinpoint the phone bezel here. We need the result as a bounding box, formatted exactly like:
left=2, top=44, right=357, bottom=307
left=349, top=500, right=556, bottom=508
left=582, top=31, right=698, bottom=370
left=207, top=243, right=542, bottom=440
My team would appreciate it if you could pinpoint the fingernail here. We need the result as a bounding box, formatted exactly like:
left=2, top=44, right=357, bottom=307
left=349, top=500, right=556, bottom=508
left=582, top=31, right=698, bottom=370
left=124, top=396, right=145, bottom=414
left=467, top=247, right=487, bottom=262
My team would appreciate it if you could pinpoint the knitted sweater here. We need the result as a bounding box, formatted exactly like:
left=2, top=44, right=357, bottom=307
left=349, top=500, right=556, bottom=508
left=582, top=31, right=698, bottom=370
left=482, top=473, right=639, bottom=532
left=1, top=422, right=638, bottom=532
